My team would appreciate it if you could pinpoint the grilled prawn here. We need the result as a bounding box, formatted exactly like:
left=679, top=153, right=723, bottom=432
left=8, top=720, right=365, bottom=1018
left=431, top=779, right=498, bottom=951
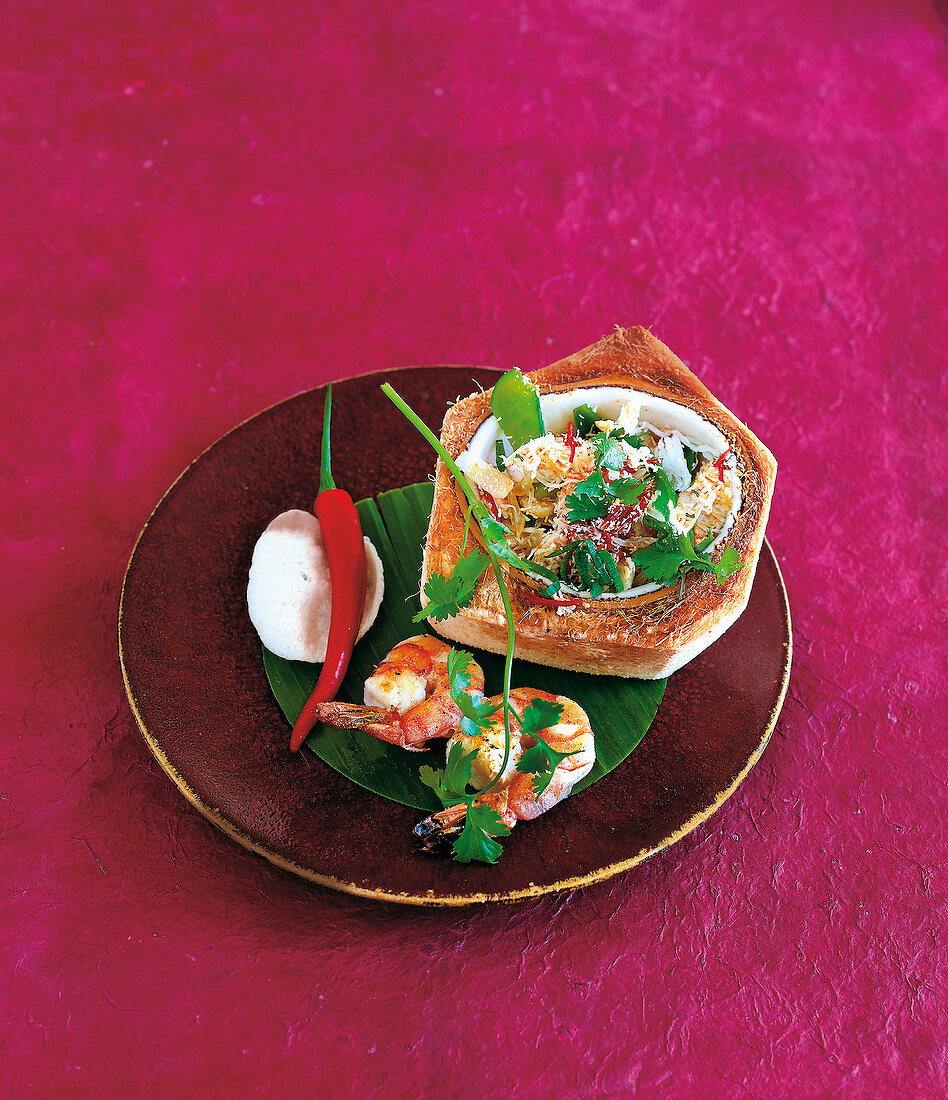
left=309, top=634, right=485, bottom=751
left=414, top=687, right=596, bottom=847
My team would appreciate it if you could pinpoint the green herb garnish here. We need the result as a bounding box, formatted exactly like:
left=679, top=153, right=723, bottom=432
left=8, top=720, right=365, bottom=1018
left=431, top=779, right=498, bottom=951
left=446, top=648, right=501, bottom=738
left=418, top=649, right=511, bottom=863
left=419, top=743, right=509, bottom=866
left=420, top=739, right=478, bottom=808
left=416, top=548, right=491, bottom=622
left=490, top=368, right=545, bottom=450
left=452, top=803, right=512, bottom=864
left=564, top=491, right=611, bottom=522
left=516, top=697, right=573, bottom=798
left=632, top=531, right=745, bottom=588
left=565, top=470, right=612, bottom=522
left=608, top=477, right=652, bottom=507
left=593, top=430, right=628, bottom=472
left=572, top=403, right=599, bottom=437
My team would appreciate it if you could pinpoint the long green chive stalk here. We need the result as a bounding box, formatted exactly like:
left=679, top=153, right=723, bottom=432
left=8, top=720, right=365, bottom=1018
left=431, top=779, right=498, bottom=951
left=380, top=382, right=518, bottom=797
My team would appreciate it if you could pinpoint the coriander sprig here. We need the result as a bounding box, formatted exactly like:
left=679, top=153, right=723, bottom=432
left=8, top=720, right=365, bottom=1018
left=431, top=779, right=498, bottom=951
left=418, top=649, right=510, bottom=863
left=419, top=648, right=570, bottom=860
left=419, top=741, right=513, bottom=864
left=632, top=530, right=745, bottom=588
left=516, top=696, right=569, bottom=798
left=381, top=382, right=522, bottom=860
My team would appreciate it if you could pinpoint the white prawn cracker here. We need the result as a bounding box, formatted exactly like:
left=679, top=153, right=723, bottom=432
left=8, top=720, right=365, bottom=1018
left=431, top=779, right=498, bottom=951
left=247, top=509, right=384, bottom=663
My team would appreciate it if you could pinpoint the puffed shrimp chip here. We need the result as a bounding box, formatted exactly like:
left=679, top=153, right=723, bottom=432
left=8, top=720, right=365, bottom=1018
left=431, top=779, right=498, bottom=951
left=247, top=509, right=384, bottom=663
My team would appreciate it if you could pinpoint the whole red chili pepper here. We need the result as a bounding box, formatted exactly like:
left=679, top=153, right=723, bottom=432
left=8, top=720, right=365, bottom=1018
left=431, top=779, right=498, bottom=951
left=290, top=384, right=367, bottom=752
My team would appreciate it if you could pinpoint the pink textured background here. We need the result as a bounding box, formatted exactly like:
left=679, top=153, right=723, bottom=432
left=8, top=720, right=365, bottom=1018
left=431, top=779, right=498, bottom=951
left=2, top=2, right=946, bottom=1096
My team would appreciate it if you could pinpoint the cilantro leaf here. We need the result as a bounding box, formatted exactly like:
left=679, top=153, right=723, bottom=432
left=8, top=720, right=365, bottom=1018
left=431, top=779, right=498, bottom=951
left=519, top=703, right=563, bottom=784
left=515, top=698, right=575, bottom=797
left=609, top=476, right=650, bottom=506
left=445, top=647, right=500, bottom=737
left=516, top=742, right=553, bottom=778
left=594, top=433, right=627, bottom=471
left=712, top=544, right=745, bottom=585
left=632, top=531, right=745, bottom=588
left=456, top=692, right=501, bottom=739
left=571, top=470, right=608, bottom=498
left=415, top=548, right=491, bottom=622
left=565, top=469, right=612, bottom=522
left=565, top=491, right=611, bottom=521
left=518, top=738, right=573, bottom=798
left=446, top=647, right=475, bottom=692
left=452, top=803, right=511, bottom=864
left=519, top=697, right=564, bottom=739
left=418, top=765, right=442, bottom=792
left=631, top=537, right=691, bottom=587
left=420, top=741, right=478, bottom=807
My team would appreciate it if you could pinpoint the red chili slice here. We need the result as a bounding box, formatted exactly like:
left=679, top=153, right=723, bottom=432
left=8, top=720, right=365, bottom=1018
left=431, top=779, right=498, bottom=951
left=483, top=493, right=502, bottom=521
left=713, top=448, right=732, bottom=482
left=630, top=483, right=654, bottom=521
left=564, top=421, right=578, bottom=461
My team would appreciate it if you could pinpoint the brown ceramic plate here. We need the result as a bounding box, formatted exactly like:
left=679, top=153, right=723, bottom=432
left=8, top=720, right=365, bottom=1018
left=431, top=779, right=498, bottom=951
left=119, top=368, right=791, bottom=906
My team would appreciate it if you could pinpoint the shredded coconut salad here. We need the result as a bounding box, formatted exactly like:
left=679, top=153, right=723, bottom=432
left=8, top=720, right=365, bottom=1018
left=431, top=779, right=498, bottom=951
left=464, top=399, right=737, bottom=599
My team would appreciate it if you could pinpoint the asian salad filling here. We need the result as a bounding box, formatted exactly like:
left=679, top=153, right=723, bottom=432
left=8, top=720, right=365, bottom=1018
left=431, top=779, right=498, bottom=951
left=461, top=387, right=745, bottom=600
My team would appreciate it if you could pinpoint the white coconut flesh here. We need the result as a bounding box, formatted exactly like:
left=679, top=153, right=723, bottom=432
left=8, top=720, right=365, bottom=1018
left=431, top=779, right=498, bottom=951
left=457, top=387, right=741, bottom=599
left=247, top=509, right=384, bottom=662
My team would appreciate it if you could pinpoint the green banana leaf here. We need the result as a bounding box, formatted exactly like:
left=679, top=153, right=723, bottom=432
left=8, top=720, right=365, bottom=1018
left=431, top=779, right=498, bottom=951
left=263, top=482, right=666, bottom=812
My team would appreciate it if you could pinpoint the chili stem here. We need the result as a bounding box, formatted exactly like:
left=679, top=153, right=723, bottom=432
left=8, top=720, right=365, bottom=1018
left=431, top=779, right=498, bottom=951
left=319, top=383, right=336, bottom=494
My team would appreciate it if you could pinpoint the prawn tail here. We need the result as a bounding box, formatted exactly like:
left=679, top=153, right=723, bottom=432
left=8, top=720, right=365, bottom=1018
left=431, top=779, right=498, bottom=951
left=310, top=701, right=436, bottom=751
left=310, top=701, right=396, bottom=730
left=413, top=803, right=467, bottom=855
left=413, top=793, right=517, bottom=856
